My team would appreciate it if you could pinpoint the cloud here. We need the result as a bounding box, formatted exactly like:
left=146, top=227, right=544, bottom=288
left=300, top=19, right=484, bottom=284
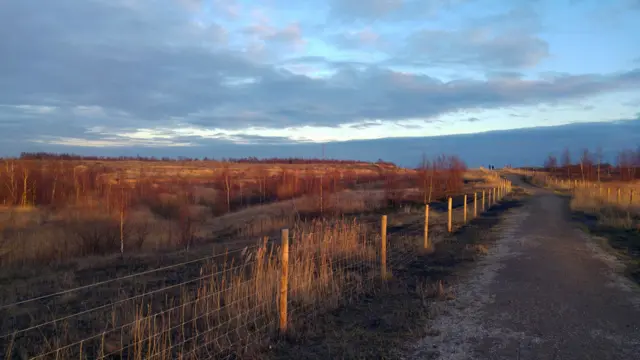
left=399, top=28, right=549, bottom=69
left=329, top=0, right=405, bottom=20
left=348, top=120, right=384, bottom=129
left=329, top=0, right=471, bottom=22
left=0, top=0, right=638, bottom=152
left=331, top=28, right=382, bottom=50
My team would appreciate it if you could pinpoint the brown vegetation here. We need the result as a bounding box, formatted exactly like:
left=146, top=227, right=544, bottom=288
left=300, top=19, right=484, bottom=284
left=0, top=152, right=509, bottom=359
left=542, top=146, right=640, bottom=182
left=523, top=154, right=640, bottom=283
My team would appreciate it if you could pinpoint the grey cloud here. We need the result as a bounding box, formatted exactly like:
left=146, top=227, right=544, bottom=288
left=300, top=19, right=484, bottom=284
left=1, top=0, right=639, bottom=148
left=465, top=117, right=481, bottom=122
left=486, top=71, right=525, bottom=80
left=329, top=28, right=383, bottom=50
left=401, top=29, right=549, bottom=69
left=222, top=134, right=300, bottom=145
left=348, top=120, right=383, bottom=129
left=329, top=0, right=472, bottom=22
left=3, top=120, right=639, bottom=170
left=330, top=0, right=404, bottom=20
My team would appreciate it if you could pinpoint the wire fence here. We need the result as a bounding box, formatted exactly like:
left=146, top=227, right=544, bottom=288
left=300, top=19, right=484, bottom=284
left=519, top=170, right=640, bottom=229
left=1, top=181, right=513, bottom=359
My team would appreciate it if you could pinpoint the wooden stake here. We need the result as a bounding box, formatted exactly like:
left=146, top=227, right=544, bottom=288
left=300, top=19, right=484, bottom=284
left=463, top=194, right=468, bottom=224
left=482, top=190, right=486, bottom=212
left=473, top=192, right=477, bottom=218
left=381, top=215, right=388, bottom=279
left=279, top=229, right=289, bottom=333
left=424, top=205, right=430, bottom=251
left=447, top=197, right=453, bottom=233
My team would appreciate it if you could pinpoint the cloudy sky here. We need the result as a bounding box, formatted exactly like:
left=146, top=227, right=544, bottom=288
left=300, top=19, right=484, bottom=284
left=1, top=0, right=639, bottom=159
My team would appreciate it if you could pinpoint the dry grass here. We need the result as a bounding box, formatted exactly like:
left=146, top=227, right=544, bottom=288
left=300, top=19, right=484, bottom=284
left=523, top=171, right=640, bottom=228
left=547, top=180, right=640, bottom=229
left=1, top=218, right=378, bottom=359
left=0, top=167, right=502, bottom=359
left=0, top=186, right=386, bottom=268
left=523, top=173, right=640, bottom=283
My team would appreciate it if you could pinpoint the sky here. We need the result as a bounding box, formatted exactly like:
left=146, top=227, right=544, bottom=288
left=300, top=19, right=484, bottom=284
left=1, top=0, right=639, bottom=161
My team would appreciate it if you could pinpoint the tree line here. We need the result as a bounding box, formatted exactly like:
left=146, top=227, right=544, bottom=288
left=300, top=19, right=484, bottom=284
left=543, top=147, right=640, bottom=181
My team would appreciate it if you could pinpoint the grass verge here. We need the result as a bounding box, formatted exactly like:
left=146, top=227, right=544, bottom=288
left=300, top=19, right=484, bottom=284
left=572, top=210, right=640, bottom=284
left=263, top=195, right=526, bottom=359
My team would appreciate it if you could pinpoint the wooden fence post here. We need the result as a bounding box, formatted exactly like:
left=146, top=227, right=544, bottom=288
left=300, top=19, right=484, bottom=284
left=607, top=187, right=611, bottom=202
left=473, top=192, right=477, bottom=218
left=381, top=215, right=388, bottom=279
left=463, top=194, right=468, bottom=224
left=447, top=197, right=453, bottom=233
left=631, top=190, right=634, bottom=205
left=279, top=228, right=289, bottom=334
left=616, top=188, right=621, bottom=204
left=482, top=190, right=486, bottom=211
left=424, top=205, right=430, bottom=251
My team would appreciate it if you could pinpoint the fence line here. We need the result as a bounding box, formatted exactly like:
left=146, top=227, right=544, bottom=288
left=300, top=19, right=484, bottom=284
left=1, top=178, right=513, bottom=359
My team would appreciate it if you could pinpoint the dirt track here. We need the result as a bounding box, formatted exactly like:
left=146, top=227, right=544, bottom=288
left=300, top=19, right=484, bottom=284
left=411, top=174, right=640, bottom=360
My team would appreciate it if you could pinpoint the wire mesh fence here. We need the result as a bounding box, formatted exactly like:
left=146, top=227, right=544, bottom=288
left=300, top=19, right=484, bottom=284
left=523, top=171, right=640, bottom=228
left=1, top=181, right=513, bottom=359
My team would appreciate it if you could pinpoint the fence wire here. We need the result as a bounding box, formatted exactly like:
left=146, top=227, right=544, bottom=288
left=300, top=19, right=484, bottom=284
left=1, top=184, right=513, bottom=359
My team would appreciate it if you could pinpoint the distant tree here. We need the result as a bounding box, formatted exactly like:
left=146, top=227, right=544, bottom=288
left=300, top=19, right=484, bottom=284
left=544, top=155, right=558, bottom=173
left=418, top=153, right=436, bottom=204
left=579, top=149, right=593, bottom=182
left=561, top=148, right=572, bottom=178
left=595, top=146, right=603, bottom=182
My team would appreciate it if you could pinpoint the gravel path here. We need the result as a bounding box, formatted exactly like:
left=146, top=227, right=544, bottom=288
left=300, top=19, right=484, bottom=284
left=411, top=175, right=640, bottom=360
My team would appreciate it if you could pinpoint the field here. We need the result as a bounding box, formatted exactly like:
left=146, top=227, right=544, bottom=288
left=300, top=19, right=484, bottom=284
left=519, top=167, right=640, bottom=283
left=0, top=155, right=510, bottom=359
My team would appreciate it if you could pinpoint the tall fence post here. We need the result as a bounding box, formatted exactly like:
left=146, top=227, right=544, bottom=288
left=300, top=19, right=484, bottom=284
left=607, top=187, right=611, bottom=202
left=424, top=205, right=430, bottom=251
left=631, top=190, right=635, bottom=205
left=279, top=228, right=289, bottom=334
left=473, top=192, right=477, bottom=218
left=381, top=215, right=388, bottom=279
left=463, top=194, right=468, bottom=224
left=447, top=197, right=453, bottom=233
left=616, top=188, right=621, bottom=204
left=482, top=190, right=486, bottom=212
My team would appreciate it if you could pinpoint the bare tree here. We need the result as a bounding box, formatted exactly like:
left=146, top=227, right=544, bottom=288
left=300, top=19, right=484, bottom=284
left=544, top=154, right=558, bottom=173
left=221, top=163, right=232, bottom=213
left=595, top=146, right=603, bottom=183
left=21, top=166, right=29, bottom=207
left=561, top=148, right=572, bottom=179
left=419, top=153, right=430, bottom=204
left=4, top=161, right=17, bottom=205
left=579, top=148, right=593, bottom=182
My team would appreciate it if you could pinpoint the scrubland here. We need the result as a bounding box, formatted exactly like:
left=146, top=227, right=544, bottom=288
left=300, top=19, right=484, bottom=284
left=521, top=147, right=640, bottom=282
left=0, top=154, right=505, bottom=359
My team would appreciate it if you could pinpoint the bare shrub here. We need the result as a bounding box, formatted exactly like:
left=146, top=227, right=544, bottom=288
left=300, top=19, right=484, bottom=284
left=70, top=217, right=122, bottom=256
